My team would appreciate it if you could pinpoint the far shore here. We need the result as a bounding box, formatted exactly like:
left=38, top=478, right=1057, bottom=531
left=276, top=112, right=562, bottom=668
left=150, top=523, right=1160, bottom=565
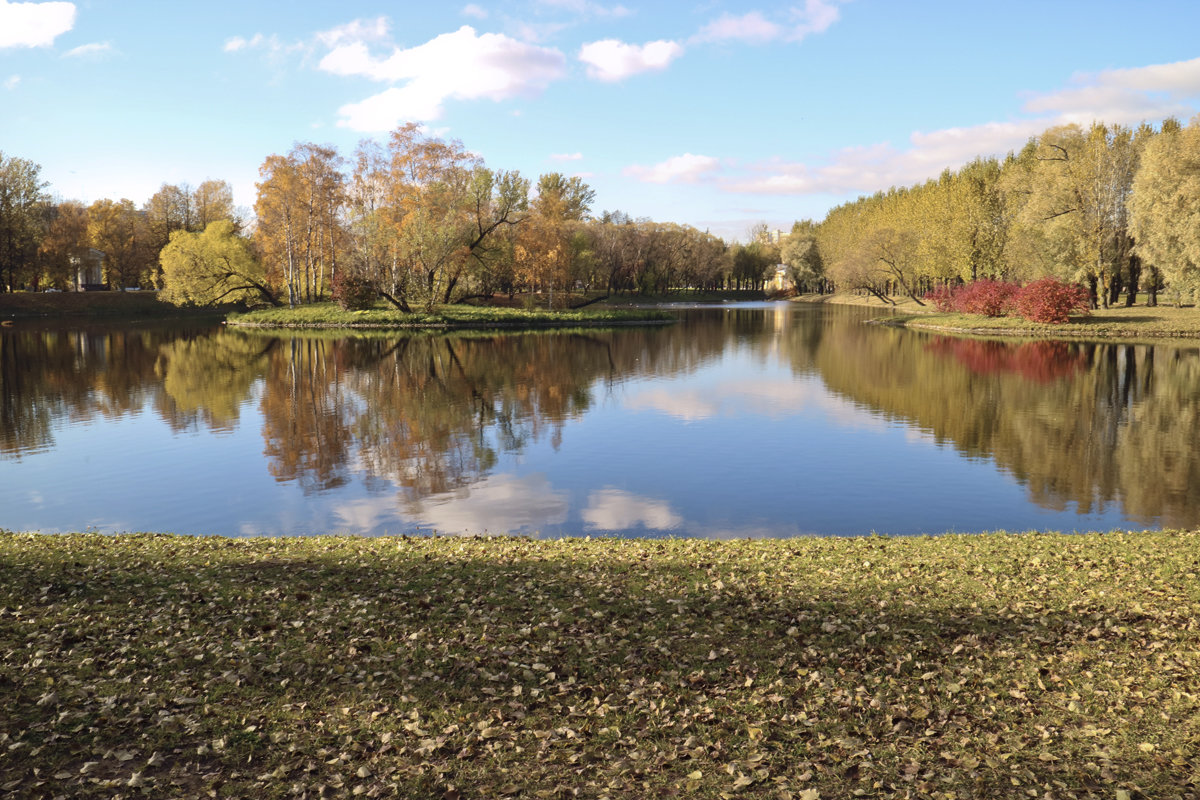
left=793, top=291, right=1200, bottom=342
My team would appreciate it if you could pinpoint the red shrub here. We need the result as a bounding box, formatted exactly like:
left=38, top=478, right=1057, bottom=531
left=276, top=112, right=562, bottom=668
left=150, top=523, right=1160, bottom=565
left=925, top=285, right=958, bottom=311
left=925, top=280, right=1019, bottom=316
left=331, top=271, right=378, bottom=311
left=953, top=280, right=1020, bottom=317
left=1010, top=278, right=1091, bottom=324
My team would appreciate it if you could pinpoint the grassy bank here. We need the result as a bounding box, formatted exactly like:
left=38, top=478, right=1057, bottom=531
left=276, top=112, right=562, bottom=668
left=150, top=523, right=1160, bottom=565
left=794, top=292, right=1200, bottom=341
left=0, top=291, right=226, bottom=321
left=794, top=291, right=931, bottom=313
left=228, top=302, right=674, bottom=329
left=3, top=531, right=1199, bottom=799
left=885, top=304, right=1200, bottom=342
left=596, top=289, right=769, bottom=306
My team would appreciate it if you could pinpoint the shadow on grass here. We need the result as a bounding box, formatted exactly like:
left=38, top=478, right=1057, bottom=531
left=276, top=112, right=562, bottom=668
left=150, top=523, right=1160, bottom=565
left=3, top=537, right=1196, bottom=798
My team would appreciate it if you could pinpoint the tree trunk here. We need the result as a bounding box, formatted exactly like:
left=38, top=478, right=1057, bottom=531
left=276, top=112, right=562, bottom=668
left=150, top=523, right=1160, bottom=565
left=1125, top=254, right=1141, bottom=307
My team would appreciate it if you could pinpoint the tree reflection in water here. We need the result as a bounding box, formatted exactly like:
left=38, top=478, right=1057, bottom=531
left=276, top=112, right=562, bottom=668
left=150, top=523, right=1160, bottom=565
left=819, top=324, right=1200, bottom=528
left=3, top=312, right=1199, bottom=531
left=924, top=339, right=1088, bottom=384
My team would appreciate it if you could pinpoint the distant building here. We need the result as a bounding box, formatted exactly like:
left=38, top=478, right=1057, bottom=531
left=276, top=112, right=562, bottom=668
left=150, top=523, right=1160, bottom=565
left=69, top=249, right=107, bottom=291
left=757, top=229, right=787, bottom=246
left=767, top=264, right=790, bottom=292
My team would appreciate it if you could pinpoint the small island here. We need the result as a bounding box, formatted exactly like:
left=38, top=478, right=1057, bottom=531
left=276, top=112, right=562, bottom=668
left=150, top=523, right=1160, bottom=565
left=225, top=300, right=676, bottom=329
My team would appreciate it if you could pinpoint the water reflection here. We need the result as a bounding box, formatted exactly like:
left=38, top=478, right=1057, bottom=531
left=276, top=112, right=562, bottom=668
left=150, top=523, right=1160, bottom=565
left=2, top=308, right=1199, bottom=534
left=818, top=324, right=1200, bottom=528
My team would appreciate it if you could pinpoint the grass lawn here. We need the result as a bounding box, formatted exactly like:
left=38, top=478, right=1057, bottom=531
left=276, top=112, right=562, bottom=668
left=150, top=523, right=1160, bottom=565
left=227, top=302, right=674, bottom=329
left=3, top=531, right=1199, bottom=799
left=795, top=293, right=1200, bottom=341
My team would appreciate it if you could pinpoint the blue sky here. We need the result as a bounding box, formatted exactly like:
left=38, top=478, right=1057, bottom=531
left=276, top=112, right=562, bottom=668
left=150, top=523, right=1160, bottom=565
left=3, top=0, right=1200, bottom=239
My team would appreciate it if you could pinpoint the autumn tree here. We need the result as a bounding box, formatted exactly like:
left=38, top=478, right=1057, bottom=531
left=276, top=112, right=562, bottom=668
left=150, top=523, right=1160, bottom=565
left=37, top=200, right=90, bottom=289
left=1008, top=123, right=1140, bottom=307
left=144, top=183, right=194, bottom=251
left=193, top=179, right=237, bottom=231
left=510, top=172, right=595, bottom=303
left=780, top=220, right=825, bottom=293
left=0, top=152, right=48, bottom=291
left=514, top=214, right=569, bottom=305
left=255, top=143, right=346, bottom=306
left=370, top=124, right=528, bottom=311
left=159, top=219, right=279, bottom=307
left=87, top=198, right=155, bottom=289
left=1131, top=117, right=1200, bottom=305
left=532, top=173, right=594, bottom=222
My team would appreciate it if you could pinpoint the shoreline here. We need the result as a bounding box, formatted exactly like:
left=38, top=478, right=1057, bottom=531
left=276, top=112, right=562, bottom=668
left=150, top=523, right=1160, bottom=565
left=225, top=317, right=676, bottom=331
left=793, top=291, right=1200, bottom=342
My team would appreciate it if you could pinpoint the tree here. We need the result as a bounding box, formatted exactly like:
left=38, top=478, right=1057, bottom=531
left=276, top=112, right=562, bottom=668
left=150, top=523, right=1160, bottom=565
left=514, top=214, right=569, bottom=305
left=780, top=220, right=825, bottom=293
left=159, top=219, right=279, bottom=307
left=1131, top=117, right=1200, bottom=305
left=144, top=183, right=194, bottom=250
left=532, top=173, right=594, bottom=222
left=1010, top=123, right=1139, bottom=307
left=38, top=200, right=90, bottom=289
left=87, top=198, right=155, bottom=289
left=193, top=179, right=237, bottom=231
left=255, top=143, right=346, bottom=306
left=0, top=152, right=48, bottom=291
left=372, top=124, right=528, bottom=310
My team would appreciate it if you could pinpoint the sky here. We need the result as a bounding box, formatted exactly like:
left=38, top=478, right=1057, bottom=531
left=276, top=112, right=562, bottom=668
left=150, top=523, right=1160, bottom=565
left=3, top=0, right=1200, bottom=240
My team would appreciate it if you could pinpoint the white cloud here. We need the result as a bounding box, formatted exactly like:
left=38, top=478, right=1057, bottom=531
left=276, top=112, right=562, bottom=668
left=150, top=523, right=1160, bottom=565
left=223, top=33, right=265, bottom=52
left=315, top=16, right=389, bottom=48
left=624, top=153, right=720, bottom=184
left=222, top=33, right=277, bottom=53
left=550, top=152, right=583, bottom=161
left=509, top=20, right=570, bottom=44
left=222, top=32, right=307, bottom=65
left=0, top=0, right=75, bottom=48
left=725, top=55, right=1200, bottom=199
left=582, top=489, right=681, bottom=531
left=1023, top=56, right=1200, bottom=124
left=578, top=38, right=682, bottom=82
left=693, top=12, right=781, bottom=44
left=3, top=74, right=19, bottom=89
left=692, top=2, right=844, bottom=45
left=324, top=25, right=567, bottom=129
left=788, top=0, right=844, bottom=41
left=62, top=41, right=112, bottom=59
left=461, top=3, right=488, bottom=19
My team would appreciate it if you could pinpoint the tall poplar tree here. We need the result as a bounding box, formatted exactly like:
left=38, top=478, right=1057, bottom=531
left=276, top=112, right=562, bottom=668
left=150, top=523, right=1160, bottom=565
left=1131, top=117, right=1200, bottom=304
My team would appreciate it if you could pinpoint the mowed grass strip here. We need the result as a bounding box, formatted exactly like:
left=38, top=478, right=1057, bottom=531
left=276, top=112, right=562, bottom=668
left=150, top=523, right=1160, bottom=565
left=2, top=531, right=1199, bottom=799
left=227, top=302, right=673, bottom=329
left=886, top=304, right=1200, bottom=342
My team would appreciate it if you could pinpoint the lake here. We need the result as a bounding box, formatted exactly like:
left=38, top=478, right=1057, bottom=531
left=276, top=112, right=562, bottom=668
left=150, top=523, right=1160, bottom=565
left=2, top=302, right=1197, bottom=537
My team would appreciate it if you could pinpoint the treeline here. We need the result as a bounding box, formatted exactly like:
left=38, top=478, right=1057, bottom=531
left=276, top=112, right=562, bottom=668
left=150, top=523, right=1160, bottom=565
left=786, top=116, right=1200, bottom=307
left=0, top=158, right=238, bottom=293
left=1, top=128, right=783, bottom=305
left=198, top=124, right=769, bottom=311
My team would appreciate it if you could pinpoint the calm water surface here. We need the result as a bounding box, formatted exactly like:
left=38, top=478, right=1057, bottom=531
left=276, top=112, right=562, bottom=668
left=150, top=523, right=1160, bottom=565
left=2, top=303, right=1197, bottom=537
